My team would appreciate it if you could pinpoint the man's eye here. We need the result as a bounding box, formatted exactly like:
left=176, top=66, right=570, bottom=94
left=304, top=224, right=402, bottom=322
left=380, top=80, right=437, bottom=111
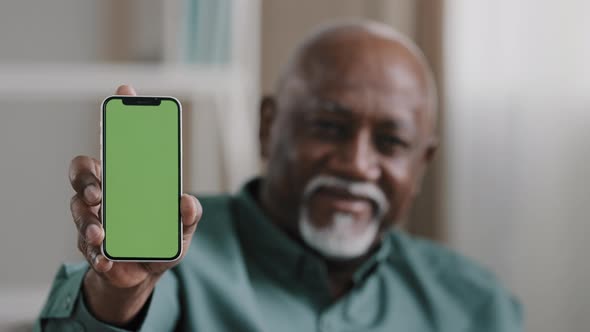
left=377, top=135, right=409, bottom=152
left=311, top=120, right=345, bottom=136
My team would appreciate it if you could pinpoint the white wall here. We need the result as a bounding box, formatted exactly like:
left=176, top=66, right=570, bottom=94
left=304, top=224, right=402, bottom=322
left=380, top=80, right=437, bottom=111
left=0, top=0, right=102, bottom=62
left=0, top=1, right=104, bottom=326
left=444, top=1, right=590, bottom=331
left=0, top=100, right=97, bottom=328
left=261, top=0, right=416, bottom=93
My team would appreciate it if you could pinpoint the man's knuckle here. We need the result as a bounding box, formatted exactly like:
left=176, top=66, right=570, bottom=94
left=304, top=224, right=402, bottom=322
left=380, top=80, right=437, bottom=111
left=77, top=237, right=86, bottom=253
left=73, top=208, right=85, bottom=225
left=74, top=211, right=97, bottom=232
left=70, top=195, right=79, bottom=212
left=72, top=155, right=88, bottom=164
left=86, top=246, right=99, bottom=266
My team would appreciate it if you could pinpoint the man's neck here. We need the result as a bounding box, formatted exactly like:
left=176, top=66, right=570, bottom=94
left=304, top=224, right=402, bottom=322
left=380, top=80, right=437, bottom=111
left=257, top=178, right=378, bottom=300
left=323, top=256, right=365, bottom=299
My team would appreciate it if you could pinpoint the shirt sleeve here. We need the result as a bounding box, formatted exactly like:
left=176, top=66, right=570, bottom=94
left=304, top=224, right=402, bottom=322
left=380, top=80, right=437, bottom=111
left=35, top=262, right=181, bottom=332
left=466, top=289, right=524, bottom=332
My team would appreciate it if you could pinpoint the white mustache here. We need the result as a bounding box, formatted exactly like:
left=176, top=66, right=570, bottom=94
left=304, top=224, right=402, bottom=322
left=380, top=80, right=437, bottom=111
left=302, top=175, right=389, bottom=219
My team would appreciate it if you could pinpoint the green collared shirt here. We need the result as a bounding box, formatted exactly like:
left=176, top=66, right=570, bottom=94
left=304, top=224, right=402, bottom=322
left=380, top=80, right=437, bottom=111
left=37, top=179, right=522, bottom=331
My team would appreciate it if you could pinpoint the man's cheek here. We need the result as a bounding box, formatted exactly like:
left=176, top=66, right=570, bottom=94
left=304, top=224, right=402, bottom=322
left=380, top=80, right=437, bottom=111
left=389, top=188, right=415, bottom=223
left=287, top=143, right=328, bottom=181
left=380, top=186, right=408, bottom=224
left=388, top=159, right=414, bottom=181
left=381, top=202, right=398, bottom=226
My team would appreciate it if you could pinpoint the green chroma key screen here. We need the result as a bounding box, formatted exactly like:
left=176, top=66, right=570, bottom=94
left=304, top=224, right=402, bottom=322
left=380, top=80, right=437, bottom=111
left=102, top=96, right=181, bottom=260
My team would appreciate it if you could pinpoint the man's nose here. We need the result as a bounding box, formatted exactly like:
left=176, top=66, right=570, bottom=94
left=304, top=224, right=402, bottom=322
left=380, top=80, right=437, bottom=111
left=328, top=131, right=381, bottom=181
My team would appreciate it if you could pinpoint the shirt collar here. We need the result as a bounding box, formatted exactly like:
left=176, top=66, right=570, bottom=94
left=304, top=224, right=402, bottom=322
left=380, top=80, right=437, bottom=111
left=233, top=177, right=395, bottom=287
left=233, top=178, right=304, bottom=279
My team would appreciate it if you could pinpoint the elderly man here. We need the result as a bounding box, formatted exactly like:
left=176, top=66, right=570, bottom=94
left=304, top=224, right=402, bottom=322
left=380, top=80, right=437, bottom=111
left=37, top=21, right=522, bottom=331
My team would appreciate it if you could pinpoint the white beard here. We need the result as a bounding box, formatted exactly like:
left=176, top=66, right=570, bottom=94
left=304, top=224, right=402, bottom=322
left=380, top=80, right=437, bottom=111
left=299, top=209, right=380, bottom=260
left=297, top=175, right=389, bottom=260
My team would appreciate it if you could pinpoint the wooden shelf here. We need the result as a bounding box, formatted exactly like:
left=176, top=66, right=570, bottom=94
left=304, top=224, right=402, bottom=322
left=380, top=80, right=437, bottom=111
left=0, top=63, right=247, bottom=100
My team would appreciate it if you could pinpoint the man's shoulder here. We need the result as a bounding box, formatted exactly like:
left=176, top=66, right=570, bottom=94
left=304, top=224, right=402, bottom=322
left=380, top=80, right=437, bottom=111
left=185, top=192, right=241, bottom=255
left=197, top=193, right=235, bottom=215
left=189, top=192, right=238, bottom=239
left=393, top=231, right=498, bottom=291
left=388, top=231, right=521, bottom=324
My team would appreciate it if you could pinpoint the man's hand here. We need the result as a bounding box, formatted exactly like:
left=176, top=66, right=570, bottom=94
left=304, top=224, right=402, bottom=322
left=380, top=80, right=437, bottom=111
left=69, top=85, right=202, bottom=325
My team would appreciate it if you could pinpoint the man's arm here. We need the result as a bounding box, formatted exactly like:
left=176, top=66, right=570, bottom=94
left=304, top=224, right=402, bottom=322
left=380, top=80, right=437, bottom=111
left=35, top=262, right=180, bottom=332
left=33, top=84, right=202, bottom=331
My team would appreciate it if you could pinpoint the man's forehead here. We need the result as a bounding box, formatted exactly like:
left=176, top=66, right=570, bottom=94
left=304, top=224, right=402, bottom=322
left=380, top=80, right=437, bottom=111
left=286, top=37, right=431, bottom=114
left=296, top=27, right=429, bottom=87
left=275, top=22, right=437, bottom=133
left=299, top=95, right=420, bottom=131
left=306, top=91, right=423, bottom=112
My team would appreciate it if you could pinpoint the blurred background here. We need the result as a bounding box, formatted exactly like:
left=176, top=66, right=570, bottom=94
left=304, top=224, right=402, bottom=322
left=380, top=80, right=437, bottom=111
left=0, top=0, right=588, bottom=331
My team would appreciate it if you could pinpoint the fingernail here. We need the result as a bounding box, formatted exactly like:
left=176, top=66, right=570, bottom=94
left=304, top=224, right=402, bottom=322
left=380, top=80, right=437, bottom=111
left=89, top=251, right=98, bottom=265
left=84, top=185, right=100, bottom=202
left=95, top=255, right=113, bottom=272
left=94, top=254, right=102, bottom=266
left=86, top=224, right=101, bottom=243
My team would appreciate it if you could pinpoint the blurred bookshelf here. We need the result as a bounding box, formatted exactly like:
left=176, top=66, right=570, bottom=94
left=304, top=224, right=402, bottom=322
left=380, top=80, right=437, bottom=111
left=0, top=0, right=260, bottom=192
left=0, top=0, right=260, bottom=329
left=0, top=63, right=243, bottom=99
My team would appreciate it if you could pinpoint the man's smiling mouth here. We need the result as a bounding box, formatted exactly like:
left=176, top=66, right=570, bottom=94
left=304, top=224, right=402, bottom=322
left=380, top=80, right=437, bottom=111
left=308, top=186, right=376, bottom=221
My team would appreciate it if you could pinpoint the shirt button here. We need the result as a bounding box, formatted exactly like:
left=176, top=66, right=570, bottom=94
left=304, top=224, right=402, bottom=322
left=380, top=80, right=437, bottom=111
left=64, top=294, right=72, bottom=310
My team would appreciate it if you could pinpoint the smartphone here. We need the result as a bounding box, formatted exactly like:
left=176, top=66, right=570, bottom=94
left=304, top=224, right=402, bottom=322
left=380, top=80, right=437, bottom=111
left=101, top=95, right=182, bottom=261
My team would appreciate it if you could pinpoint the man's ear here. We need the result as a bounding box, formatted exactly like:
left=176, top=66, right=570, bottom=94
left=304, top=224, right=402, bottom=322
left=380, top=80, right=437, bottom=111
left=412, top=136, right=439, bottom=196
left=259, top=95, right=277, bottom=160
left=424, top=136, right=439, bottom=164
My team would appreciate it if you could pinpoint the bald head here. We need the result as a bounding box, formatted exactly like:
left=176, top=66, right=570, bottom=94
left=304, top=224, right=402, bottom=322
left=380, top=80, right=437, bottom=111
left=258, top=21, right=440, bottom=250
left=275, top=20, right=438, bottom=131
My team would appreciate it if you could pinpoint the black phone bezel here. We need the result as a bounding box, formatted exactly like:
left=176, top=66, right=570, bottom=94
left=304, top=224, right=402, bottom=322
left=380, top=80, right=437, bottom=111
left=101, top=95, right=182, bottom=261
